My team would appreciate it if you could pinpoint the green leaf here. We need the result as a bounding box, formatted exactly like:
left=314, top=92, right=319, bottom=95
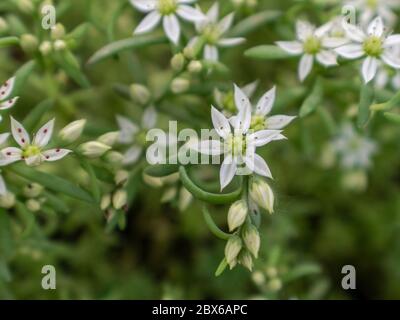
left=0, top=209, right=14, bottom=259
left=202, top=60, right=229, bottom=74
left=0, top=260, right=12, bottom=282
left=54, top=50, right=90, bottom=88
left=215, top=258, right=228, bottom=277
left=87, top=35, right=168, bottom=65
left=384, top=112, right=400, bottom=124
left=43, top=191, right=70, bottom=214
left=245, top=45, right=293, bottom=60
left=11, top=60, right=36, bottom=97
left=358, top=83, right=374, bottom=128
left=10, top=164, right=94, bottom=203
left=15, top=201, right=35, bottom=238
left=179, top=166, right=242, bottom=205
left=144, top=164, right=179, bottom=178
left=80, top=158, right=101, bottom=203
left=0, top=36, right=19, bottom=48
left=282, top=263, right=321, bottom=283
left=228, top=11, right=281, bottom=37
left=299, top=80, right=323, bottom=118
left=23, top=99, right=54, bottom=132
left=202, top=206, right=231, bottom=241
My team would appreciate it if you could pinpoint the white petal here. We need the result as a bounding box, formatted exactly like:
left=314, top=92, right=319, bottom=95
left=217, top=13, right=234, bottom=34
left=25, top=154, right=43, bottom=166
left=296, top=20, right=314, bottom=41
left=42, top=148, right=72, bottom=161
left=384, top=35, right=400, bottom=47
left=0, top=77, right=15, bottom=101
left=116, top=115, right=139, bottom=144
left=0, top=133, right=9, bottom=145
left=177, top=0, right=196, bottom=3
left=298, top=54, right=314, bottom=82
left=220, top=154, right=236, bottom=191
left=33, top=118, right=54, bottom=147
left=10, top=116, right=30, bottom=148
left=255, top=86, right=276, bottom=116
left=375, top=69, right=388, bottom=89
left=206, top=2, right=219, bottom=23
left=0, top=97, right=18, bottom=110
left=232, top=103, right=251, bottom=134
left=245, top=153, right=272, bottom=178
left=142, top=106, right=157, bottom=129
left=218, top=37, right=245, bottom=47
left=362, top=56, right=378, bottom=83
left=196, top=139, right=223, bottom=155
left=266, top=115, right=296, bottom=129
left=129, top=0, right=157, bottom=12
left=241, top=80, right=259, bottom=98
left=276, top=41, right=303, bottom=55
left=211, top=106, right=231, bottom=139
left=234, top=84, right=251, bottom=112
left=367, top=16, right=384, bottom=37
left=204, top=44, right=219, bottom=61
left=392, top=73, right=400, bottom=90
left=176, top=5, right=205, bottom=22
left=134, top=11, right=161, bottom=34
left=0, top=175, right=6, bottom=196
left=382, top=52, right=400, bottom=69
left=123, top=145, right=142, bottom=165
left=0, top=147, right=22, bottom=164
left=342, top=21, right=365, bottom=42
left=335, top=44, right=364, bottom=59
left=163, top=14, right=180, bottom=44
left=315, top=21, right=332, bottom=38
left=322, top=37, right=349, bottom=48
left=248, top=130, right=282, bottom=147
left=316, top=50, right=338, bottom=66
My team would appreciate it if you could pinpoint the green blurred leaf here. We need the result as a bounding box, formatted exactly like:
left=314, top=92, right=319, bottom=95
left=144, top=164, right=179, bottom=178
left=0, top=36, right=19, bottom=48
left=54, top=50, right=90, bottom=88
left=358, top=83, right=374, bottom=128
left=23, top=99, right=54, bottom=132
left=245, top=45, right=293, bottom=60
left=11, top=60, right=36, bottom=97
left=383, top=112, right=400, bottom=124
left=299, top=80, right=323, bottom=118
left=229, top=11, right=281, bottom=37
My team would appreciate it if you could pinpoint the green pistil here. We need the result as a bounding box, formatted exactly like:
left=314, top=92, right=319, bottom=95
left=303, top=36, right=321, bottom=55
left=226, top=134, right=247, bottom=157
left=22, top=145, right=41, bottom=158
left=363, top=36, right=383, bottom=57
left=250, top=115, right=266, bottom=131
left=158, top=0, right=177, bottom=15
left=202, top=25, right=220, bottom=45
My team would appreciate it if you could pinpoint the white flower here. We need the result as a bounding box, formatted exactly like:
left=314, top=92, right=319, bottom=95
left=336, top=16, right=400, bottom=83
left=375, top=45, right=400, bottom=89
left=0, top=77, right=19, bottom=114
left=276, top=20, right=347, bottom=82
left=195, top=85, right=283, bottom=190
left=0, top=117, right=72, bottom=167
left=332, top=123, right=377, bottom=170
left=345, top=0, right=400, bottom=26
left=231, top=85, right=296, bottom=133
left=131, top=0, right=205, bottom=44
left=187, top=3, right=245, bottom=61
left=117, top=106, right=157, bottom=165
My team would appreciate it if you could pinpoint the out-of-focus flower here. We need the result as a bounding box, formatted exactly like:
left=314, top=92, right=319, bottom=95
left=336, top=17, right=400, bottom=83
left=130, top=0, right=206, bottom=44
left=277, top=20, right=347, bottom=81
left=345, top=0, right=400, bottom=26
left=1, top=117, right=72, bottom=166
left=79, top=141, right=111, bottom=158
left=59, top=119, right=86, bottom=143
left=375, top=45, right=400, bottom=90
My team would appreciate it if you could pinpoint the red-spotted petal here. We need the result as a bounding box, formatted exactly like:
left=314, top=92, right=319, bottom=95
left=0, top=97, right=19, bottom=110
left=33, top=118, right=55, bottom=147
left=42, top=148, right=72, bottom=161
left=0, top=77, right=16, bottom=101
left=10, top=117, right=30, bottom=148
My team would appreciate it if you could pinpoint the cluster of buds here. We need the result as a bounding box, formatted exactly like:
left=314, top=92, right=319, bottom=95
left=252, top=265, right=283, bottom=293
left=78, top=131, right=119, bottom=159
left=23, top=183, right=45, bottom=212
left=101, top=170, right=129, bottom=221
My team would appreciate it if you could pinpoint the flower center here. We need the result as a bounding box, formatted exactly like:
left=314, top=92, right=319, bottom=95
left=363, top=36, right=383, bottom=57
left=136, top=131, right=148, bottom=146
left=22, top=145, right=41, bottom=158
left=366, top=0, right=377, bottom=9
left=158, top=0, right=177, bottom=15
left=226, top=134, right=247, bottom=157
left=202, top=25, right=221, bottom=45
left=303, top=36, right=321, bottom=55
left=250, top=115, right=266, bottom=131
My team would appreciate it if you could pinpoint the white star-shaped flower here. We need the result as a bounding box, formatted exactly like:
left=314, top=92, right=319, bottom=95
left=187, top=2, right=245, bottom=61
left=195, top=89, right=283, bottom=190
left=0, top=77, right=19, bottom=114
left=117, top=106, right=157, bottom=165
left=131, top=0, right=205, bottom=44
left=276, top=20, right=348, bottom=82
left=345, top=0, right=400, bottom=26
left=0, top=117, right=72, bottom=167
left=335, top=16, right=400, bottom=83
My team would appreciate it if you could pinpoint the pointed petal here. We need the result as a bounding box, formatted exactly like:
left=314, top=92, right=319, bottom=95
left=25, top=154, right=43, bottom=166
left=367, top=16, right=384, bottom=37
left=123, top=145, right=142, bottom=165
left=220, top=154, right=236, bottom=191
left=163, top=14, right=180, bottom=44
left=245, top=153, right=272, bottom=178
left=322, top=37, right=349, bottom=48
left=10, top=116, right=30, bottom=148
left=204, top=44, right=219, bottom=60
left=335, top=44, right=364, bottom=59
left=217, top=12, right=234, bottom=34
left=315, top=21, right=332, bottom=38
left=206, top=2, right=219, bottom=23
left=241, top=80, right=259, bottom=98
left=342, top=21, right=365, bottom=42
left=234, top=84, right=251, bottom=112
left=266, top=115, right=296, bottom=129
left=116, top=115, right=139, bottom=144
left=248, top=130, right=282, bottom=147
left=0, top=147, right=22, bottom=164
left=0, top=77, right=15, bottom=101
left=316, top=50, right=338, bottom=66
left=177, top=5, right=205, bottom=22
left=129, top=0, right=157, bottom=12
left=42, top=148, right=72, bottom=161
left=0, top=97, right=18, bottom=110
left=276, top=41, right=303, bottom=55
left=134, top=11, right=161, bottom=34
left=0, top=133, right=9, bottom=145
left=33, top=118, right=54, bottom=147
left=211, top=106, right=231, bottom=139
left=142, top=106, right=157, bottom=129
left=255, top=86, right=276, bottom=116
left=0, top=175, right=6, bottom=196
left=232, top=103, right=251, bottom=133
left=384, top=35, right=400, bottom=47
left=218, top=37, right=245, bottom=47
left=298, top=54, right=314, bottom=82
left=382, top=52, right=400, bottom=69
left=362, top=56, right=378, bottom=83
left=296, top=20, right=314, bottom=41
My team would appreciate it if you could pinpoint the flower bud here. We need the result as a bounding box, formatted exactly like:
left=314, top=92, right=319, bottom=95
left=59, top=119, right=86, bottom=143
left=178, top=187, right=192, bottom=212
left=227, top=200, right=247, bottom=231
left=187, top=60, right=202, bottom=73
left=0, top=192, right=15, bottom=209
left=26, top=199, right=41, bottom=212
left=224, top=235, right=242, bottom=268
left=78, top=141, right=111, bottom=158
left=161, top=187, right=177, bottom=203
left=183, top=46, right=195, bottom=59
left=142, top=173, right=163, bottom=187
left=242, top=223, right=260, bottom=258
left=97, top=131, right=120, bottom=147
left=266, top=266, right=278, bottom=278
left=238, top=250, right=253, bottom=271
left=341, top=169, right=367, bottom=192
left=112, top=189, right=127, bottom=210
left=100, top=194, right=111, bottom=211
left=171, top=78, right=189, bottom=94
left=105, top=151, right=124, bottom=165
left=129, top=84, right=151, bottom=105
left=17, top=0, right=34, bottom=14
left=20, top=34, right=38, bottom=53
left=115, top=170, right=129, bottom=186
left=249, top=177, right=274, bottom=214
left=171, top=53, right=185, bottom=71
left=39, top=41, right=52, bottom=55
left=23, top=183, right=43, bottom=198
left=53, top=39, right=66, bottom=51
left=268, top=278, right=282, bottom=292
left=252, top=271, right=266, bottom=285
left=51, top=23, right=66, bottom=40
left=0, top=18, right=8, bottom=33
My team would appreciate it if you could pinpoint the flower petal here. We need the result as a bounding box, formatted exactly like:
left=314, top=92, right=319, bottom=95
left=384, top=35, right=400, bottom=47
left=134, top=11, right=161, bottom=34
left=298, top=54, right=314, bottom=82
left=322, top=37, right=349, bottom=48
left=211, top=106, right=231, bottom=139
left=276, top=41, right=303, bottom=55
left=316, top=50, right=338, bottom=66
left=234, top=84, right=251, bottom=112
left=382, top=52, right=400, bottom=69
left=25, top=154, right=43, bottom=166
left=220, top=154, right=236, bottom=191
left=245, top=153, right=272, bottom=178
left=0, top=133, right=9, bottom=145
left=123, top=145, right=143, bottom=165
left=335, top=44, right=364, bottom=59
left=0, top=77, right=15, bottom=101
left=266, top=115, right=296, bottom=129
left=362, top=56, right=378, bottom=83
left=367, top=16, right=384, bottom=37
left=248, top=130, right=282, bottom=147
left=0, top=97, right=18, bottom=110
left=129, top=0, right=157, bottom=12
left=217, top=12, right=234, bottom=34
left=206, top=2, right=219, bottom=23
left=163, top=14, right=180, bottom=44
left=42, top=148, right=72, bottom=161
left=255, top=86, right=276, bottom=116
left=142, top=106, right=157, bottom=129
left=0, top=147, right=22, bottom=164
left=33, top=118, right=54, bottom=147
left=241, top=80, right=259, bottom=98
left=296, top=20, right=314, bottom=41
left=315, top=21, right=332, bottom=38
left=10, top=116, right=30, bottom=148
left=116, top=115, right=139, bottom=144
left=232, top=103, right=251, bottom=134
left=342, top=21, right=365, bottom=42
left=204, top=44, right=219, bottom=60
left=218, top=37, right=245, bottom=47
left=176, top=5, right=205, bottom=22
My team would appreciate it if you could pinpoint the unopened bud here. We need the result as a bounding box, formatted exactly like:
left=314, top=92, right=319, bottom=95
left=225, top=235, right=242, bottom=268
left=53, top=39, right=66, bottom=51
left=26, top=199, right=41, bottom=212
left=342, top=169, right=367, bottom=192
left=238, top=250, right=253, bottom=271
left=59, top=119, right=86, bottom=143
left=39, top=41, right=52, bottom=55
left=130, top=84, right=151, bottom=105
left=20, top=34, right=38, bottom=53
left=161, top=187, right=177, bottom=203
left=187, top=60, right=202, bottom=73
left=171, top=78, right=189, bottom=94
left=242, top=223, right=260, bottom=258
left=252, top=271, right=266, bottom=285
left=268, top=278, right=282, bottom=292
left=227, top=200, right=247, bottom=231
left=23, top=183, right=43, bottom=198
left=97, top=131, right=119, bottom=147
left=249, top=178, right=274, bottom=214
left=112, top=189, right=127, bottom=210
left=183, top=46, right=195, bottom=59
left=0, top=18, right=8, bottom=33
left=18, top=0, right=34, bottom=14
left=78, top=141, right=111, bottom=158
left=266, top=267, right=278, bottom=278
left=115, top=170, right=129, bottom=185
left=142, top=173, right=163, bottom=187
left=100, top=194, right=111, bottom=211
left=0, top=192, right=15, bottom=209
left=51, top=23, right=66, bottom=40
left=105, top=151, right=124, bottom=165
left=178, top=187, right=192, bottom=212
left=171, top=53, right=185, bottom=71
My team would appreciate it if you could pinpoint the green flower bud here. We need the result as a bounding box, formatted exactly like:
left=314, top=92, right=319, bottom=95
left=268, top=278, right=282, bottom=292
left=249, top=177, right=274, bottom=214
left=51, top=23, right=66, bottom=40
left=97, top=131, right=120, bottom=147
left=39, top=41, right=52, bottom=55
left=20, top=34, right=39, bottom=53
left=178, top=187, right=192, bottom=212
left=142, top=173, right=163, bottom=188
left=171, top=53, right=185, bottom=71
left=252, top=271, right=266, bottom=285
left=0, top=18, right=8, bottom=33
left=171, top=78, right=189, bottom=94
left=59, top=119, right=86, bottom=143
left=0, top=192, right=15, bottom=209
left=265, top=266, right=278, bottom=278
left=227, top=200, right=248, bottom=231
left=17, top=0, right=34, bottom=14
left=115, top=170, right=129, bottom=186
left=53, top=39, right=66, bottom=51
left=112, top=189, right=127, bottom=210
left=105, top=151, right=124, bottom=165
left=187, top=60, right=202, bottom=73
left=242, top=223, right=260, bottom=258
left=100, top=194, right=111, bottom=211
left=341, top=169, right=368, bottom=192
left=238, top=250, right=253, bottom=271
left=78, top=141, right=111, bottom=158
left=26, top=199, right=41, bottom=212
left=225, top=235, right=242, bottom=268
left=23, top=183, right=44, bottom=198
left=129, top=84, right=151, bottom=105
left=183, top=46, right=195, bottom=59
